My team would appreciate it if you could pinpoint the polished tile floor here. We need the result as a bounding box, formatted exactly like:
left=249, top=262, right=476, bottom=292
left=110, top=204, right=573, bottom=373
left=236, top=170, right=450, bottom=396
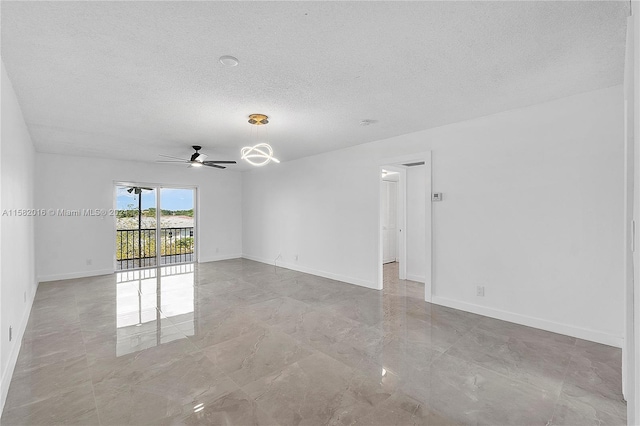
left=2, top=260, right=626, bottom=425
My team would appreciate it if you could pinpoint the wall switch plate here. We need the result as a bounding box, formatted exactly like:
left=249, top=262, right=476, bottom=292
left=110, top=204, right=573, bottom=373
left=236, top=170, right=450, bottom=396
left=432, top=193, right=443, bottom=202
left=295, top=254, right=299, bottom=261
left=476, top=285, right=485, bottom=297
left=9, top=326, right=12, bottom=342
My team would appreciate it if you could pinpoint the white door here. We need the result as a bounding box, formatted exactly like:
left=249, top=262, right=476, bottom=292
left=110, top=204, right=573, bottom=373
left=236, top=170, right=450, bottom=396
left=382, top=180, right=398, bottom=264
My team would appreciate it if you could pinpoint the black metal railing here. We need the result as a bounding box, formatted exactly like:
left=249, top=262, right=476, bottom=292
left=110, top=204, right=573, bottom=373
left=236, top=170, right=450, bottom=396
left=161, top=227, right=195, bottom=265
left=116, top=227, right=194, bottom=270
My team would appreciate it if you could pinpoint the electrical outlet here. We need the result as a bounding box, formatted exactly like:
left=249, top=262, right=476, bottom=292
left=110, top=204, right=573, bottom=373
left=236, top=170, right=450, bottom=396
left=86, top=258, right=92, bottom=266
left=476, top=285, right=485, bottom=297
left=9, top=326, right=12, bottom=342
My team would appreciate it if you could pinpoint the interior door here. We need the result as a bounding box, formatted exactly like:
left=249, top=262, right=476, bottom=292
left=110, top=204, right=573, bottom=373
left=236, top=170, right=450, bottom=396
left=382, top=180, right=398, bottom=264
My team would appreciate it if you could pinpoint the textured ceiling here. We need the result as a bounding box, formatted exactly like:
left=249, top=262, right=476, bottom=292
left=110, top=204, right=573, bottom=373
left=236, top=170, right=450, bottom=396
left=0, top=1, right=629, bottom=169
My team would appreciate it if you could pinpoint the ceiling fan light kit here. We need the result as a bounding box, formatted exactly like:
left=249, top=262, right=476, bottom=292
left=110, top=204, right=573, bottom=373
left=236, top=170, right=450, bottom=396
left=189, top=146, right=207, bottom=163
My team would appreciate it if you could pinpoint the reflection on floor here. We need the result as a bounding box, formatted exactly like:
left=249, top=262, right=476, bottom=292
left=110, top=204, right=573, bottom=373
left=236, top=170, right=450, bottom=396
left=1, top=260, right=626, bottom=425
left=114, top=265, right=195, bottom=356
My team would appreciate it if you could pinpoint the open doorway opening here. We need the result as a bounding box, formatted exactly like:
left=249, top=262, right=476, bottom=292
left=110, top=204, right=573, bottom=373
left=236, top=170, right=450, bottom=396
left=379, top=165, right=407, bottom=290
left=382, top=171, right=399, bottom=265
left=378, top=153, right=432, bottom=302
left=115, top=183, right=196, bottom=270
left=381, top=167, right=403, bottom=288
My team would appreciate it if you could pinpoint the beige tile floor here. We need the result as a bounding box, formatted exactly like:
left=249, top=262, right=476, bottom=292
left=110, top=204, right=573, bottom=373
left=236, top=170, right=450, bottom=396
left=1, top=260, right=626, bottom=425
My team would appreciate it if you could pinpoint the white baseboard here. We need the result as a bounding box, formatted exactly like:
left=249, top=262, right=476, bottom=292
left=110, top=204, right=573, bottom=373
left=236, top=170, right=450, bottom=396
left=37, top=255, right=244, bottom=282
left=1, top=281, right=38, bottom=414
left=38, top=268, right=114, bottom=283
left=431, top=295, right=623, bottom=348
left=198, top=254, right=242, bottom=263
left=242, top=254, right=377, bottom=290
left=406, top=274, right=426, bottom=283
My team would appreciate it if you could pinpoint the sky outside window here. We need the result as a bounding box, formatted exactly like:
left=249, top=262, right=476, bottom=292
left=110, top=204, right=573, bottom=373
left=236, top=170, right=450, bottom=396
left=116, top=187, right=193, bottom=211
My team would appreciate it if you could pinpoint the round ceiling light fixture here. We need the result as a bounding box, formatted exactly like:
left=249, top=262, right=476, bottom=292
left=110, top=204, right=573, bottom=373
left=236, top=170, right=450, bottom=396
left=219, top=55, right=239, bottom=67
left=241, top=143, right=280, bottom=167
left=248, top=114, right=269, bottom=125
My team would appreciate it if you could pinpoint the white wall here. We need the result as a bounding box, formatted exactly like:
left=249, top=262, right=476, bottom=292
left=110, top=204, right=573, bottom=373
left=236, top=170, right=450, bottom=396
left=35, top=154, right=243, bottom=281
left=243, top=85, right=625, bottom=346
left=406, top=166, right=426, bottom=282
left=1, top=62, right=37, bottom=413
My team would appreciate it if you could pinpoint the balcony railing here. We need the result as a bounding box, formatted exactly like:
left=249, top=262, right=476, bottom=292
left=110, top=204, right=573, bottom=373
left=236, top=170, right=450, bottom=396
left=116, top=227, right=194, bottom=270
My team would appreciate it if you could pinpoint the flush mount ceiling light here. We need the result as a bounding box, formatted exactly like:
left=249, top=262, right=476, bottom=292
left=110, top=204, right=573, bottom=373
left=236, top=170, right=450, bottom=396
left=219, top=55, right=239, bottom=67
left=242, top=114, right=279, bottom=166
left=248, top=114, right=269, bottom=125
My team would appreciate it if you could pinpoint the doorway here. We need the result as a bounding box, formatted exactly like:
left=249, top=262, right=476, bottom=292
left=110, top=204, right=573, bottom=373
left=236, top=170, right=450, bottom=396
left=378, top=152, right=432, bottom=302
left=382, top=175, right=399, bottom=264
left=379, top=165, right=406, bottom=287
left=115, top=183, right=196, bottom=270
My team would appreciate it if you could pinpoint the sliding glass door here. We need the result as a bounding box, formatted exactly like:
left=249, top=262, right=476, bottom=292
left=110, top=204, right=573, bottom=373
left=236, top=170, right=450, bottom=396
left=116, top=184, right=196, bottom=270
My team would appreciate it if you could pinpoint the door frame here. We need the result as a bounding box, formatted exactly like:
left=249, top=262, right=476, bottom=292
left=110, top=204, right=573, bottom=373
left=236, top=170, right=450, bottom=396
left=113, top=181, right=199, bottom=270
left=623, top=7, right=640, bottom=424
left=377, top=151, right=432, bottom=302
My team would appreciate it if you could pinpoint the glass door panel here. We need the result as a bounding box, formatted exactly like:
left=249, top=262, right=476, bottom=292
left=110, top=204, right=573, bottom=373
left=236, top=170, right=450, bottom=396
left=159, top=188, right=195, bottom=266
left=116, top=185, right=157, bottom=270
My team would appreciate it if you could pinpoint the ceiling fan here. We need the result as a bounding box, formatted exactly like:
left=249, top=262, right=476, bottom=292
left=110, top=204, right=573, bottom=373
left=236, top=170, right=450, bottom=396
left=157, top=146, right=237, bottom=169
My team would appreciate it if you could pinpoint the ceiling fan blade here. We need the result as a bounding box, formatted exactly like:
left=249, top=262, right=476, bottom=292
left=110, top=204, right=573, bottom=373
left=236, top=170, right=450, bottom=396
left=158, top=154, right=187, bottom=161
left=203, top=160, right=237, bottom=164
left=204, top=163, right=225, bottom=169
